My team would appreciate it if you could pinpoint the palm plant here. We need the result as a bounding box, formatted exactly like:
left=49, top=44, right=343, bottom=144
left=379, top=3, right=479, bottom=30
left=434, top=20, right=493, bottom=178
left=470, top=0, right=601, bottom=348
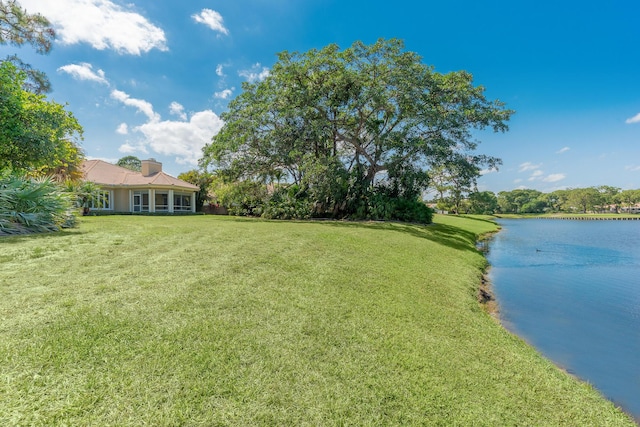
left=66, top=180, right=101, bottom=214
left=0, top=174, right=75, bottom=234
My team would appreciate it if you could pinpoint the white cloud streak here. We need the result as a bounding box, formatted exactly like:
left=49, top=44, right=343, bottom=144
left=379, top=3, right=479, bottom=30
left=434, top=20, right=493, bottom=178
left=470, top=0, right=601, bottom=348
left=239, top=63, right=270, bottom=83
left=523, top=167, right=566, bottom=183
left=118, top=142, right=148, bottom=154
left=479, top=167, right=497, bottom=176
left=111, top=89, right=159, bottom=122
left=528, top=170, right=544, bottom=181
left=57, top=62, right=108, bottom=84
left=556, top=146, right=570, bottom=154
left=192, top=9, right=229, bottom=35
left=21, top=0, right=167, bottom=55
left=214, top=88, right=234, bottom=99
left=625, top=113, right=640, bottom=124
left=543, top=173, right=566, bottom=182
left=518, top=162, right=542, bottom=172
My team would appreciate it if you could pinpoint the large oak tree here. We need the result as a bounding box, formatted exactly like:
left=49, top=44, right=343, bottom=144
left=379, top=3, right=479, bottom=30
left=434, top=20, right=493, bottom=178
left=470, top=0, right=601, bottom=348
left=202, top=39, right=513, bottom=221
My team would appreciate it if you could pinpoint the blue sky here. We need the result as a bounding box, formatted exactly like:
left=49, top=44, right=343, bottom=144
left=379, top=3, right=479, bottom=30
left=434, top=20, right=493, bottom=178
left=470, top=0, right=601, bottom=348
left=3, top=0, right=640, bottom=193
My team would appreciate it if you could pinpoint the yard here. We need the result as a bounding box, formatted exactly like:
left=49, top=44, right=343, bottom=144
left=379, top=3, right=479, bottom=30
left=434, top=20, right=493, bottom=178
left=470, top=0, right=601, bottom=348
left=0, top=215, right=634, bottom=425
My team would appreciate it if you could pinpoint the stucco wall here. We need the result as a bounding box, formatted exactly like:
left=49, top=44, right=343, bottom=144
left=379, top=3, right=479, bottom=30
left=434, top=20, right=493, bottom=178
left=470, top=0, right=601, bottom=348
left=113, top=188, right=130, bottom=212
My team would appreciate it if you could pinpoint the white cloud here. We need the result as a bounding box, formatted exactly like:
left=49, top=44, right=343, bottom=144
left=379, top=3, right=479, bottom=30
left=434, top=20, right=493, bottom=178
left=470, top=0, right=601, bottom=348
left=214, top=88, right=234, bottom=99
left=21, top=0, right=167, bottom=55
left=111, top=89, right=159, bottom=122
left=523, top=168, right=565, bottom=183
left=134, top=110, right=225, bottom=165
left=556, top=146, right=570, bottom=154
left=239, top=63, right=270, bottom=83
left=118, top=142, right=148, bottom=154
left=625, top=113, right=640, bottom=124
left=118, top=144, right=136, bottom=154
left=625, top=165, right=640, bottom=172
left=111, top=89, right=224, bottom=165
left=116, top=123, right=129, bottom=135
left=479, top=167, right=497, bottom=175
left=192, top=9, right=229, bottom=35
left=216, top=64, right=225, bottom=77
left=518, top=162, right=542, bottom=172
left=57, top=62, right=108, bottom=84
left=169, top=102, right=187, bottom=121
left=514, top=178, right=523, bottom=184
left=543, top=173, right=566, bottom=183
left=528, top=170, right=544, bottom=181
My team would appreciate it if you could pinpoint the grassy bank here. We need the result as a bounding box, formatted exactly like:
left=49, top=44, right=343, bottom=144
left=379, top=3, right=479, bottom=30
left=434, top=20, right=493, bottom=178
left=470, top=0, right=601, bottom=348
left=0, top=215, right=634, bottom=425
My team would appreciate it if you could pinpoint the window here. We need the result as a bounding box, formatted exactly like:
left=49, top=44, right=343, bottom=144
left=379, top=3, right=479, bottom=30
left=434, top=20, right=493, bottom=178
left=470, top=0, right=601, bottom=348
left=89, top=190, right=112, bottom=210
left=174, top=193, right=192, bottom=211
left=155, top=192, right=169, bottom=211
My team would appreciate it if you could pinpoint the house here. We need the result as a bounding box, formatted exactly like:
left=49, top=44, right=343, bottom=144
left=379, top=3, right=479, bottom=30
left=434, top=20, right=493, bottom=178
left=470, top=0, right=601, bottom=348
left=620, top=204, right=640, bottom=214
left=81, top=159, right=199, bottom=213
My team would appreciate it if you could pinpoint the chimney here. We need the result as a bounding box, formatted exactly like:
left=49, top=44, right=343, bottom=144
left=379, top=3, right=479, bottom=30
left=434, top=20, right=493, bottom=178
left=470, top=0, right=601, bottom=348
left=141, top=159, right=162, bottom=176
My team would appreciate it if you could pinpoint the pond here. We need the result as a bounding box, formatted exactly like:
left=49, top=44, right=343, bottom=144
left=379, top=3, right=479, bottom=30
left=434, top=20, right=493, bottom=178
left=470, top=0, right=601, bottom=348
left=486, top=219, right=640, bottom=421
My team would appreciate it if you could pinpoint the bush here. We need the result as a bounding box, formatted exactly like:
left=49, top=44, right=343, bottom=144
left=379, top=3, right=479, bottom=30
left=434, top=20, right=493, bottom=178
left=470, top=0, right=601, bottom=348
left=215, top=173, right=433, bottom=224
left=359, top=192, right=433, bottom=224
left=0, top=175, right=75, bottom=234
left=262, top=185, right=313, bottom=220
left=216, top=180, right=268, bottom=217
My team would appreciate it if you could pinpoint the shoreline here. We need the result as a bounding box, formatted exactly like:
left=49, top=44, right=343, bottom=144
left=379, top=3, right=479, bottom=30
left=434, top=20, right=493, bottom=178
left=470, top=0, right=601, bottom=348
left=495, top=214, right=640, bottom=220
left=476, top=227, right=501, bottom=320
left=536, top=216, right=640, bottom=220
left=478, top=269, right=500, bottom=320
left=479, top=219, right=639, bottom=424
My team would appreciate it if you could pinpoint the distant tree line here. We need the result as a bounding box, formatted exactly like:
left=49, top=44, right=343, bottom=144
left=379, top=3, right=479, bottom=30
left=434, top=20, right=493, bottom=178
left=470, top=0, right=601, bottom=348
left=432, top=186, right=640, bottom=215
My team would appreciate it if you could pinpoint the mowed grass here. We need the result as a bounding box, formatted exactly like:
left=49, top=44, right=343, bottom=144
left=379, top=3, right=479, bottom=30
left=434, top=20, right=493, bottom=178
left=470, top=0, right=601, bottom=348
left=0, top=215, right=634, bottom=426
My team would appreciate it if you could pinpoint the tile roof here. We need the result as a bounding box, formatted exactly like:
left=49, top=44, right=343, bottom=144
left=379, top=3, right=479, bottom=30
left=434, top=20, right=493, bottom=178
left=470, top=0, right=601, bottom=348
left=81, top=160, right=199, bottom=190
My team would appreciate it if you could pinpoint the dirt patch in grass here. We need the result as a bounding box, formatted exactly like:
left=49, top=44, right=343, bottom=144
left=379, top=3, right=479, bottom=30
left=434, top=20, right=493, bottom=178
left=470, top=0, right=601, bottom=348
left=478, top=272, right=499, bottom=320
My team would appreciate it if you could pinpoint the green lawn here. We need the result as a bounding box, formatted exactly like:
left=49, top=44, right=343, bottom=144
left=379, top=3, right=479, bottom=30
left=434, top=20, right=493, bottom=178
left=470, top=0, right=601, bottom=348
left=0, top=215, right=634, bottom=426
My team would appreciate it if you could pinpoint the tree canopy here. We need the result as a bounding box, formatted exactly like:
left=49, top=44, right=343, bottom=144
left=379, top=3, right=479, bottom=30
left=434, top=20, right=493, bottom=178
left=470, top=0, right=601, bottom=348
left=0, top=2, right=83, bottom=181
left=0, top=0, right=55, bottom=93
left=202, top=38, right=513, bottom=223
left=0, top=0, right=54, bottom=53
left=178, top=169, right=214, bottom=211
left=0, top=61, right=83, bottom=175
left=116, top=155, right=142, bottom=172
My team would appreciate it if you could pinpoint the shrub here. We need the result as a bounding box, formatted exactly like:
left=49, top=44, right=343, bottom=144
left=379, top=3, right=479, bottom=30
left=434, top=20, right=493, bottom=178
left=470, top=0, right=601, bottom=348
left=217, top=180, right=268, bottom=216
left=358, top=192, right=433, bottom=224
left=0, top=175, right=75, bottom=234
left=262, top=185, right=312, bottom=220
